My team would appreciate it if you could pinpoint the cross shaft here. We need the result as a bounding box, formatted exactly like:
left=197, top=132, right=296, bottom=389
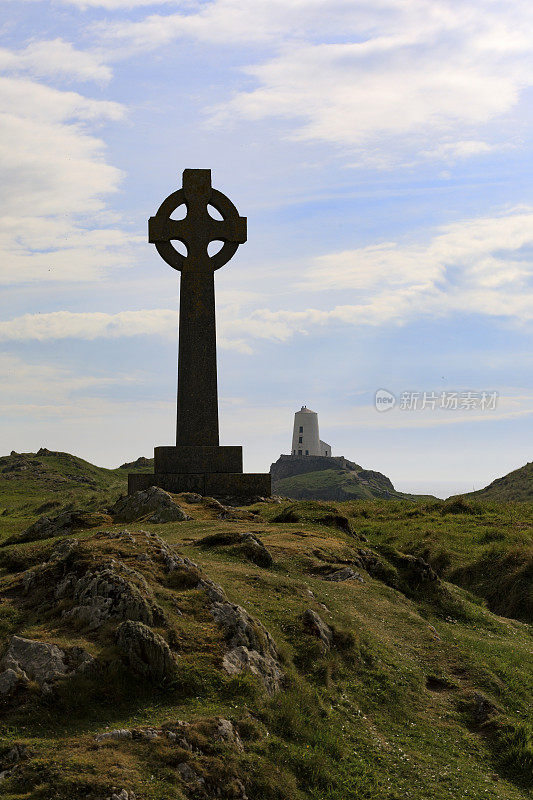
left=148, top=169, right=247, bottom=447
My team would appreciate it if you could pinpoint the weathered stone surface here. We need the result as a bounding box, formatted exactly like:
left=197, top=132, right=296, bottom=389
left=0, top=668, right=25, bottom=696
left=212, top=718, right=244, bottom=751
left=0, top=636, right=94, bottom=693
left=302, top=609, right=332, bottom=650
left=110, top=487, right=190, bottom=524
left=58, top=561, right=160, bottom=630
left=323, top=567, right=363, bottom=582
left=239, top=533, right=273, bottom=568
left=179, top=492, right=204, bottom=504
left=107, top=791, right=136, bottom=800
left=1, top=637, right=67, bottom=684
left=210, top=601, right=284, bottom=694
left=116, top=621, right=177, bottom=682
left=3, top=511, right=112, bottom=546
left=95, top=729, right=133, bottom=742
left=195, top=530, right=273, bottom=568
left=177, top=761, right=205, bottom=787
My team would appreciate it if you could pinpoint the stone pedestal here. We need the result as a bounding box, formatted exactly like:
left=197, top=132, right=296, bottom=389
left=129, top=443, right=271, bottom=500
left=128, top=470, right=271, bottom=498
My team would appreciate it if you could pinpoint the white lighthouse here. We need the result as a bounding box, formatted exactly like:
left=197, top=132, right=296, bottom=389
left=291, top=406, right=332, bottom=457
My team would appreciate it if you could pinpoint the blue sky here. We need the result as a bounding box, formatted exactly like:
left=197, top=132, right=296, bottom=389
left=0, top=0, right=532, bottom=497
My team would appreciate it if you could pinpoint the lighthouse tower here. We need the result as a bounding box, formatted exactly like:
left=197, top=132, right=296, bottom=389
left=291, top=406, right=331, bottom=457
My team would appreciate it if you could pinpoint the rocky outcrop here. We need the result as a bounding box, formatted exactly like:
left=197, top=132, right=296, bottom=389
left=116, top=621, right=177, bottom=682
left=21, top=537, right=164, bottom=632
left=239, top=533, right=273, bottom=568
left=110, top=487, right=190, bottom=524
left=302, top=609, right=332, bottom=650
left=210, top=601, right=284, bottom=694
left=323, top=567, right=363, bottom=582
left=2, top=511, right=112, bottom=546
left=270, top=454, right=361, bottom=482
left=57, top=560, right=161, bottom=630
left=195, top=531, right=273, bottom=568
left=0, top=636, right=94, bottom=695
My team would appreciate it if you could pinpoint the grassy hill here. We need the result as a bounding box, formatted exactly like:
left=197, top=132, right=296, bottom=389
left=0, top=449, right=154, bottom=539
left=273, top=468, right=430, bottom=501
left=464, top=462, right=533, bottom=502
left=0, top=453, right=531, bottom=799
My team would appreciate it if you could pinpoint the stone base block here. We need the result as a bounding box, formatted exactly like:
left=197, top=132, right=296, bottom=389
left=128, top=472, right=271, bottom=498
left=154, top=445, right=242, bottom=474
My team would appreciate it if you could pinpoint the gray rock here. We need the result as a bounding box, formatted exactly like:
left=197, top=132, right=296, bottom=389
left=2, top=744, right=28, bottom=767
left=177, top=762, right=204, bottom=786
left=199, top=578, right=227, bottom=603
left=110, top=487, right=190, bottom=524
left=4, top=511, right=112, bottom=545
left=213, top=718, right=244, bottom=751
left=116, top=621, right=177, bottom=682
left=323, top=567, right=363, bottom=582
left=222, top=647, right=284, bottom=696
left=58, top=562, right=159, bottom=630
left=0, top=636, right=94, bottom=692
left=0, top=668, right=25, bottom=696
left=179, top=493, right=203, bottom=504
left=1, top=636, right=68, bottom=684
left=302, top=609, right=332, bottom=650
left=108, top=791, right=136, bottom=800
left=210, top=602, right=284, bottom=693
left=95, top=729, right=133, bottom=742
left=239, top=533, right=273, bottom=568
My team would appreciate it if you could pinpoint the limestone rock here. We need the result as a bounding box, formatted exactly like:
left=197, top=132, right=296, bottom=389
left=0, top=668, right=25, bottom=696
left=323, top=567, right=363, bottom=582
left=3, top=511, right=112, bottom=546
left=222, top=647, right=284, bottom=696
left=239, top=533, right=273, bottom=568
left=1, top=637, right=67, bottom=684
left=210, top=601, right=284, bottom=694
left=195, top=530, right=273, bottom=568
left=179, top=492, right=203, bottom=504
left=0, top=636, right=94, bottom=693
left=302, top=609, right=332, bottom=650
left=58, top=561, right=160, bottom=630
left=110, top=487, right=190, bottom=524
left=116, top=620, right=177, bottom=682
left=212, top=718, right=244, bottom=751
left=95, top=729, right=133, bottom=742
left=177, top=761, right=205, bottom=786
left=107, top=791, right=136, bottom=800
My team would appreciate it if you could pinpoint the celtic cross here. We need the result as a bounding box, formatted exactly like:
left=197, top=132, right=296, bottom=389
left=149, top=169, right=247, bottom=447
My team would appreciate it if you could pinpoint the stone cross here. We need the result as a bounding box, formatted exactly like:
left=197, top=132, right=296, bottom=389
left=149, top=169, right=247, bottom=447
left=128, top=168, right=270, bottom=498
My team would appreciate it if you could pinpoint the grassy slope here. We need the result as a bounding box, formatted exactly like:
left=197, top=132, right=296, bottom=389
left=465, top=462, right=533, bottom=502
left=0, top=450, right=128, bottom=533
left=273, top=468, right=430, bottom=501
left=0, top=455, right=531, bottom=799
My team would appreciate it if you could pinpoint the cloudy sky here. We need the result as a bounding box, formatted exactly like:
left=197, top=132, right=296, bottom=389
left=1, top=0, right=532, bottom=496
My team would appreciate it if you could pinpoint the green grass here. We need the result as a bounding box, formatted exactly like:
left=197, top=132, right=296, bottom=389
left=273, top=468, right=431, bottom=502
left=466, top=462, right=533, bottom=502
left=0, top=452, right=531, bottom=798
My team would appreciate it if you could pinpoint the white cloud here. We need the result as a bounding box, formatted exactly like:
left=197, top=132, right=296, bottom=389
left=100, top=0, right=533, bottom=162
left=300, top=207, right=533, bottom=324
left=0, top=74, right=129, bottom=284
left=1, top=205, right=531, bottom=349
left=0, top=39, right=111, bottom=83
left=0, top=310, right=178, bottom=341
left=0, top=352, right=130, bottom=407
